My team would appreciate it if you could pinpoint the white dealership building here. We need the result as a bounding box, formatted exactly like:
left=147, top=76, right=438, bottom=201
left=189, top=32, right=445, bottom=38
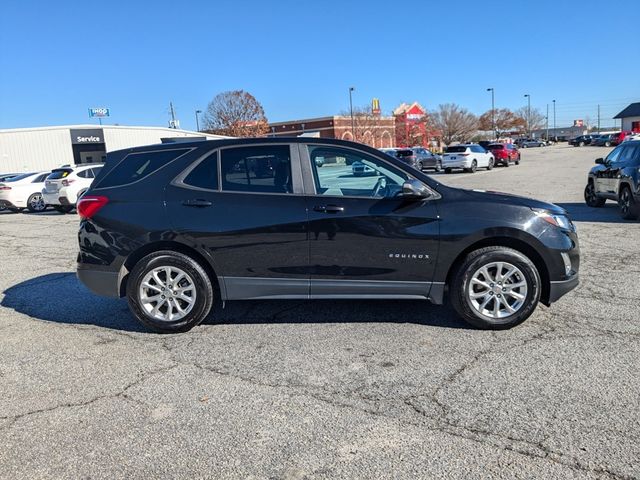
left=0, top=125, right=226, bottom=173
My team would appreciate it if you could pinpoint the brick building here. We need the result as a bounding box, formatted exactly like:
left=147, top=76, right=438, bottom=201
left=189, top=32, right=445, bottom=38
left=393, top=102, right=441, bottom=149
left=268, top=115, right=396, bottom=148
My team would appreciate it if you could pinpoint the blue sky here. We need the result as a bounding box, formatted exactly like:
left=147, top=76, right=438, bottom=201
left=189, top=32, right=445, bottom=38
left=0, top=0, right=637, bottom=131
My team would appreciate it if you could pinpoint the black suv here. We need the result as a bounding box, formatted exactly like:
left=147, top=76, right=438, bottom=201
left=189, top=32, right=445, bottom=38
left=570, top=135, right=595, bottom=147
left=584, top=140, right=640, bottom=219
left=77, top=138, right=579, bottom=333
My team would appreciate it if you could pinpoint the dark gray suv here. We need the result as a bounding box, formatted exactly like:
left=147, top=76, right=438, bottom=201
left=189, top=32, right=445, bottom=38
left=584, top=140, right=640, bottom=219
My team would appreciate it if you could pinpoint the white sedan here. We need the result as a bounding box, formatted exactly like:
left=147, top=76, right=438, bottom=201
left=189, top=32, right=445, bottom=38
left=442, top=144, right=495, bottom=173
left=0, top=171, right=50, bottom=212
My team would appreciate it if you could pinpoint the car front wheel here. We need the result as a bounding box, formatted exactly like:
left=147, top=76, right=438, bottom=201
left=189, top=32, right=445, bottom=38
left=435, top=160, right=442, bottom=172
left=450, top=247, right=541, bottom=329
left=584, top=182, right=606, bottom=207
left=487, top=158, right=494, bottom=170
left=27, top=193, right=47, bottom=212
left=127, top=250, right=215, bottom=333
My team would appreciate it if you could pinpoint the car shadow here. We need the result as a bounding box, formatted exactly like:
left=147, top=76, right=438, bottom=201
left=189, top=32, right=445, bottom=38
left=1, top=273, right=469, bottom=333
left=554, top=202, right=638, bottom=223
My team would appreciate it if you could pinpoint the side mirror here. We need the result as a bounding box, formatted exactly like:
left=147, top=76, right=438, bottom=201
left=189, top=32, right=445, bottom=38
left=402, top=179, right=431, bottom=199
left=595, top=158, right=604, bottom=165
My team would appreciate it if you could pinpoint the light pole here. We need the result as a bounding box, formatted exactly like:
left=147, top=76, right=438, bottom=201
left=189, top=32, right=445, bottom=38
left=552, top=99, right=556, bottom=141
left=524, top=94, right=531, bottom=137
left=195, top=109, right=202, bottom=132
left=349, top=86, right=355, bottom=141
left=546, top=104, right=549, bottom=141
left=487, top=88, right=495, bottom=139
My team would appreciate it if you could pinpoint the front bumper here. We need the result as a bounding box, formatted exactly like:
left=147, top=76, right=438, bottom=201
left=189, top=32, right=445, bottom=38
left=548, top=274, right=579, bottom=303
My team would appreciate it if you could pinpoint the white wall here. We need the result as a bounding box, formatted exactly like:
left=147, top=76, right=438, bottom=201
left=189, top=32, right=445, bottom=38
left=621, top=117, right=640, bottom=131
left=0, top=128, right=74, bottom=172
left=103, top=126, right=224, bottom=151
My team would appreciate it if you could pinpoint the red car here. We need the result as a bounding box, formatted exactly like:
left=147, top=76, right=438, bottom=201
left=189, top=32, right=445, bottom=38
left=612, top=131, right=633, bottom=146
left=485, top=143, right=520, bottom=166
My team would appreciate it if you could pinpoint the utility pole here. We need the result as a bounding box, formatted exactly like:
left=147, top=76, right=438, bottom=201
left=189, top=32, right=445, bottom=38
left=524, top=94, right=531, bottom=137
left=195, top=109, right=202, bottom=132
left=487, top=88, right=495, bottom=139
left=597, top=104, right=601, bottom=133
left=169, top=102, right=178, bottom=129
left=349, top=87, right=355, bottom=142
left=546, top=104, right=549, bottom=141
left=552, top=99, right=556, bottom=141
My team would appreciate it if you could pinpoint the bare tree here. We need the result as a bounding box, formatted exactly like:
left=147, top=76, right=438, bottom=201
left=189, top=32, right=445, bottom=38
left=478, top=108, right=525, bottom=137
left=515, top=106, right=546, bottom=133
left=203, top=90, right=269, bottom=137
left=432, top=103, right=478, bottom=144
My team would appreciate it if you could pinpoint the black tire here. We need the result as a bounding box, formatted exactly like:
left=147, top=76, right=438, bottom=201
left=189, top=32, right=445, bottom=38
left=605, top=141, right=611, bottom=147
left=434, top=160, right=442, bottom=172
left=27, top=193, right=47, bottom=213
left=126, top=250, right=215, bottom=333
left=487, top=158, right=494, bottom=170
left=579, top=141, right=585, bottom=147
left=7, top=207, right=23, bottom=213
left=53, top=205, right=73, bottom=214
left=523, top=144, right=529, bottom=148
left=450, top=246, right=541, bottom=330
left=584, top=182, right=606, bottom=207
left=418, top=161, right=424, bottom=171
left=465, top=160, right=478, bottom=173
left=619, top=186, right=639, bottom=220
left=515, top=155, right=520, bottom=165
left=444, top=168, right=452, bottom=174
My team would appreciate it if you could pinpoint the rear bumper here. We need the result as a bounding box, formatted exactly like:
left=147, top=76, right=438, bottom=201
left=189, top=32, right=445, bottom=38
left=77, top=266, right=120, bottom=298
left=548, top=274, right=579, bottom=303
left=442, top=159, right=471, bottom=169
left=42, top=191, right=61, bottom=206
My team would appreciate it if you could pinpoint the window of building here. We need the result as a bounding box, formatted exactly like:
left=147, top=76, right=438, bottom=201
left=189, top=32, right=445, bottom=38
left=220, top=145, right=292, bottom=194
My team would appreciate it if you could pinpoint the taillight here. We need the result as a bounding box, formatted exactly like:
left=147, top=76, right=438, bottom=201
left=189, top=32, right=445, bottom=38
left=61, top=179, right=76, bottom=186
left=0, top=186, right=11, bottom=190
left=77, top=195, right=109, bottom=219
left=459, top=153, right=469, bottom=156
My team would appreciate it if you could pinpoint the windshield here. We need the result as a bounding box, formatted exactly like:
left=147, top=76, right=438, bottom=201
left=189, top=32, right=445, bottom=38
left=445, top=146, right=468, bottom=153
left=396, top=150, right=414, bottom=158
left=486, top=144, right=504, bottom=150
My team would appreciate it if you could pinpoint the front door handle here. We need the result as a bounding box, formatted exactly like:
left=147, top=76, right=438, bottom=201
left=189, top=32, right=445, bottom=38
left=182, top=199, right=213, bottom=208
left=314, top=205, right=344, bottom=214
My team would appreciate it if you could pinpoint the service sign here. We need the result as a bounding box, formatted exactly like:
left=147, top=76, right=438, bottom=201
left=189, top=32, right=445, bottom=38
left=89, top=107, right=110, bottom=118
left=70, top=128, right=104, bottom=144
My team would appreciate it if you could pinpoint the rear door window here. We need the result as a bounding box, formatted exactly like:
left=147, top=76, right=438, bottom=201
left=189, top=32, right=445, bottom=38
left=97, top=149, right=190, bottom=188
left=220, top=145, right=292, bottom=194
left=183, top=152, right=219, bottom=190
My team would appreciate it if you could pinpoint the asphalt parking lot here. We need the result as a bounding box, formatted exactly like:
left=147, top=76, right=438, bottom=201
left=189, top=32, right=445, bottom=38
left=1, top=144, right=638, bottom=479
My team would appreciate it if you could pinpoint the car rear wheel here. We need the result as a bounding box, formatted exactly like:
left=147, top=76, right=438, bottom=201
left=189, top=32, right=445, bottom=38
left=435, top=160, right=442, bottom=172
left=605, top=141, right=611, bottom=147
left=584, top=182, right=606, bottom=207
left=515, top=155, right=520, bottom=165
left=579, top=141, right=585, bottom=147
left=27, top=193, right=47, bottom=213
left=418, top=161, right=424, bottom=171
left=465, top=160, right=477, bottom=173
left=619, top=186, right=639, bottom=220
left=450, top=247, right=541, bottom=329
left=444, top=168, right=452, bottom=174
left=487, top=158, right=494, bottom=170
left=127, top=250, right=215, bottom=333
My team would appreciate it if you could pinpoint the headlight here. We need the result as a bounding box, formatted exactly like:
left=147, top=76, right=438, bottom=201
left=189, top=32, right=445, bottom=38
left=532, top=208, right=574, bottom=230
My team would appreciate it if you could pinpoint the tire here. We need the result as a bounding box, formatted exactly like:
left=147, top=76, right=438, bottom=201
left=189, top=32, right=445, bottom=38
left=434, top=160, right=442, bottom=172
left=605, top=141, right=611, bottom=147
left=53, top=205, right=73, bottom=214
left=418, top=161, right=424, bottom=171
left=450, top=246, right=541, bottom=330
left=126, top=250, right=215, bottom=333
left=523, top=144, right=529, bottom=148
left=444, top=168, right=452, bottom=174
left=487, top=158, right=494, bottom=170
left=465, top=160, right=478, bottom=173
left=619, top=186, right=639, bottom=220
left=584, top=182, right=606, bottom=207
left=579, top=141, right=585, bottom=147
left=515, top=155, right=520, bottom=165
left=7, top=207, right=23, bottom=213
left=27, top=193, right=47, bottom=213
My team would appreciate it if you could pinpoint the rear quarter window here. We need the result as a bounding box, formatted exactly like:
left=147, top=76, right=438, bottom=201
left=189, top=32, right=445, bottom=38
left=96, top=149, right=190, bottom=188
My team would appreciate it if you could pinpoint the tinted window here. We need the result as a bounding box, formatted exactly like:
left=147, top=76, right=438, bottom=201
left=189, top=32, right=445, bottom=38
left=34, top=173, right=49, bottom=183
left=606, top=145, right=624, bottom=163
left=3, top=173, right=36, bottom=182
left=486, top=144, right=505, bottom=150
left=76, top=169, right=92, bottom=179
left=47, top=169, right=73, bottom=179
left=183, top=152, right=219, bottom=190
left=619, top=145, right=639, bottom=163
left=445, top=146, right=468, bottom=153
left=90, top=167, right=102, bottom=177
left=396, top=150, right=414, bottom=158
left=309, top=146, right=408, bottom=199
left=220, top=145, right=292, bottom=194
left=98, top=149, right=189, bottom=188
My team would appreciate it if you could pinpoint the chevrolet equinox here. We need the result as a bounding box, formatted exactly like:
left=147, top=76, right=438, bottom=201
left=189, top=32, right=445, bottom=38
left=76, top=138, right=579, bottom=333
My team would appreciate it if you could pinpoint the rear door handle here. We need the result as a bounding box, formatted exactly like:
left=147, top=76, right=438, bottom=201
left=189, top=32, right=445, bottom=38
left=182, top=199, right=213, bottom=208
left=314, top=205, right=344, bottom=214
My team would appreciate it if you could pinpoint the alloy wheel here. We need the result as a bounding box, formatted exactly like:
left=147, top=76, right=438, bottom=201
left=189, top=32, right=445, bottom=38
left=139, top=266, right=196, bottom=322
left=620, top=189, right=631, bottom=216
left=29, top=193, right=46, bottom=212
left=468, top=261, right=528, bottom=319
